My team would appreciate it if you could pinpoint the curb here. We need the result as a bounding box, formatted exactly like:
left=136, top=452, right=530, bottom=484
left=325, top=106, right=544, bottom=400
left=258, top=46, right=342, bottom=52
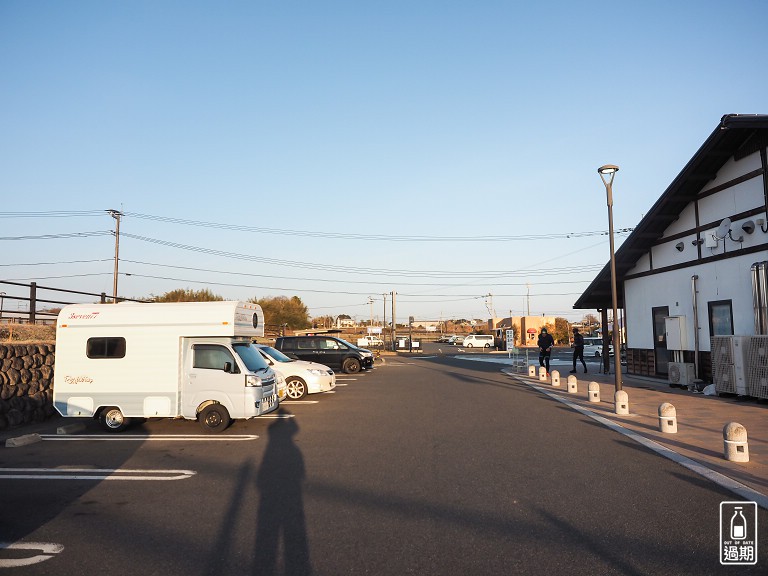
left=5, top=433, right=43, bottom=448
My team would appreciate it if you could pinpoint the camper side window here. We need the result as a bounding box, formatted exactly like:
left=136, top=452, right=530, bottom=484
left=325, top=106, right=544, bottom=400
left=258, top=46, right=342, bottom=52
left=193, top=345, right=238, bottom=372
left=86, top=337, right=126, bottom=359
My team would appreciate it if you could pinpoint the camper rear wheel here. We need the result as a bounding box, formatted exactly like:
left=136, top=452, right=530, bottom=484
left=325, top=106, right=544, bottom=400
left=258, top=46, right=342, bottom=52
left=99, top=407, right=131, bottom=433
left=199, top=404, right=231, bottom=434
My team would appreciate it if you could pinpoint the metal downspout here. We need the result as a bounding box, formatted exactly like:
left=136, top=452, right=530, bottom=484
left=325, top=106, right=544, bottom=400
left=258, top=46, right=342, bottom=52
left=691, top=275, right=700, bottom=378
left=753, top=261, right=768, bottom=335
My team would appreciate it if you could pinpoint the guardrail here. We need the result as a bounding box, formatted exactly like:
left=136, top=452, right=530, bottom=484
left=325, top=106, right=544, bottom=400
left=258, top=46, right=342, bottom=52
left=0, top=281, right=145, bottom=324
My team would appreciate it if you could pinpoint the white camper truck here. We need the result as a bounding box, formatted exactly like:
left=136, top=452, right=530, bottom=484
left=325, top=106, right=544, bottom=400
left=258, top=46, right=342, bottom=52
left=53, top=301, right=278, bottom=433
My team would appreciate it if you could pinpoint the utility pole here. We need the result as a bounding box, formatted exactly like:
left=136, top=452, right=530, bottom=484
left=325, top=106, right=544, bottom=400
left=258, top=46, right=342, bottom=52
left=107, top=209, right=123, bottom=303
left=391, top=291, right=397, bottom=350
left=526, top=284, right=531, bottom=316
left=368, top=296, right=374, bottom=331
left=382, top=293, right=387, bottom=347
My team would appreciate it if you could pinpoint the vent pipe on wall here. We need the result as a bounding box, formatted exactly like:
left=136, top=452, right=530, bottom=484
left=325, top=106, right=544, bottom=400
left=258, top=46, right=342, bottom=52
left=752, top=261, right=768, bottom=335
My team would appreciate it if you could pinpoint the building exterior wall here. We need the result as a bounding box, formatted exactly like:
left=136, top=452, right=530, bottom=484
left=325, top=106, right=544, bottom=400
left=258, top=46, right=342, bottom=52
left=623, top=147, right=768, bottom=378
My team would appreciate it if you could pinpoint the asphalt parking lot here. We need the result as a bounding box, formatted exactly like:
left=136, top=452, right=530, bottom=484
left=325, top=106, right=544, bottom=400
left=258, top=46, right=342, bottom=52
left=1, top=356, right=765, bottom=575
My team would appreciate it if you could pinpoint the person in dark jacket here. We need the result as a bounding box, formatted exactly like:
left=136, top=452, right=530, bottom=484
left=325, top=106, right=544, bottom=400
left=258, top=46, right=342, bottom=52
left=570, top=327, right=587, bottom=374
left=537, top=328, right=555, bottom=374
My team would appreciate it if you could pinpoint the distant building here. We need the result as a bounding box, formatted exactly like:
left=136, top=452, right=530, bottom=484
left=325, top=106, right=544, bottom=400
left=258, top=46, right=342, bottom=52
left=488, top=316, right=556, bottom=346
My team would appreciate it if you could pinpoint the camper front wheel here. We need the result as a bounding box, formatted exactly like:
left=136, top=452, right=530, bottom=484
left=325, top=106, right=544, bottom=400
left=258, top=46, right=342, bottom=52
left=99, top=407, right=131, bottom=433
left=199, top=404, right=231, bottom=433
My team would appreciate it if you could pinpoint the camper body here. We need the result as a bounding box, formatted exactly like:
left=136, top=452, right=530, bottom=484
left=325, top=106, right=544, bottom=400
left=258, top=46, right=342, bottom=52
left=53, top=301, right=278, bottom=432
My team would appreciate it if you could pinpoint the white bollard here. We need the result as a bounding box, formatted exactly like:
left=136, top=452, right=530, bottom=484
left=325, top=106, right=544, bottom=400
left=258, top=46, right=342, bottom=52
left=528, top=365, right=536, bottom=377
left=614, top=390, right=629, bottom=415
left=588, top=382, right=600, bottom=403
left=723, top=422, right=749, bottom=462
left=658, top=403, right=678, bottom=433
left=567, top=375, right=578, bottom=394
left=538, top=366, right=547, bottom=381
left=551, top=370, right=560, bottom=387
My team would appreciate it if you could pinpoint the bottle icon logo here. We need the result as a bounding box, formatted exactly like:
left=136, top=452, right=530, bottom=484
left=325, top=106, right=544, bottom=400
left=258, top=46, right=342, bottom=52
left=730, top=507, right=747, bottom=540
left=720, top=501, right=757, bottom=565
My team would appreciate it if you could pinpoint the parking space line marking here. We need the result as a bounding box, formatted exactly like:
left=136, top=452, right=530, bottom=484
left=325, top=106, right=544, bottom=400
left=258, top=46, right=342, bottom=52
left=283, top=400, right=319, bottom=404
left=0, top=468, right=196, bottom=481
left=39, top=434, right=259, bottom=441
left=334, top=383, right=348, bottom=386
left=258, top=414, right=296, bottom=418
left=0, top=542, right=63, bottom=567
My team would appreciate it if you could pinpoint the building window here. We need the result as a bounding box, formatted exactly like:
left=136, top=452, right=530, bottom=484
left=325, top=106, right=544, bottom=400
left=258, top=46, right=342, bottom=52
left=708, top=300, right=734, bottom=336
left=86, top=337, right=126, bottom=359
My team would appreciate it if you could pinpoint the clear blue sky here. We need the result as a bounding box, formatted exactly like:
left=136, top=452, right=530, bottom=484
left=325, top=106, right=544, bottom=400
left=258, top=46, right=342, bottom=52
left=1, top=0, right=766, bottom=324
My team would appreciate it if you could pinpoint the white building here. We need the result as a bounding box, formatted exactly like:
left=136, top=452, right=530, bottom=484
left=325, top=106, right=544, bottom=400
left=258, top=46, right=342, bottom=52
left=576, top=114, right=768, bottom=382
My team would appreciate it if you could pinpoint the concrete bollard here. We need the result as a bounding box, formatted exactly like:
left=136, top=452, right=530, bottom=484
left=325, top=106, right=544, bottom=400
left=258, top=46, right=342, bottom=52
left=658, top=403, right=678, bottom=433
left=538, top=366, right=547, bottom=381
left=588, top=382, right=600, bottom=403
left=614, top=390, right=629, bottom=415
left=723, top=422, right=749, bottom=462
left=551, top=370, right=560, bottom=387
left=567, top=375, right=578, bottom=394
left=528, top=365, right=536, bottom=377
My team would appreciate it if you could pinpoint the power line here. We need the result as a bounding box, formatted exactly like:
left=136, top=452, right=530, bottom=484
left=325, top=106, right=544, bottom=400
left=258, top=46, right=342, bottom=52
left=118, top=259, right=599, bottom=286
left=121, top=211, right=633, bottom=241
left=0, top=231, right=111, bottom=240
left=0, top=210, right=634, bottom=242
left=0, top=211, right=105, bottom=218
left=0, top=259, right=112, bottom=267
left=120, top=232, right=608, bottom=278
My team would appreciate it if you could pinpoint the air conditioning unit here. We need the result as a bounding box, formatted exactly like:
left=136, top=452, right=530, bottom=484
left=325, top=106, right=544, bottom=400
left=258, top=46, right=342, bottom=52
left=668, top=362, right=695, bottom=387
left=747, top=336, right=768, bottom=368
left=746, top=369, right=768, bottom=399
left=713, top=364, right=737, bottom=394
left=711, top=336, right=750, bottom=395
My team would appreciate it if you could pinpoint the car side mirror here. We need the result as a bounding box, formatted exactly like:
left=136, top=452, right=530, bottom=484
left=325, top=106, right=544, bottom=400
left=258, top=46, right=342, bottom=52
left=286, top=353, right=299, bottom=360
left=224, top=361, right=233, bottom=373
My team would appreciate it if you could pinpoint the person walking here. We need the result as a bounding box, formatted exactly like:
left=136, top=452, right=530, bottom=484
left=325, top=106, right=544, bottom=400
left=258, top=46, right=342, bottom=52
left=537, top=327, right=555, bottom=375
left=570, top=327, right=587, bottom=374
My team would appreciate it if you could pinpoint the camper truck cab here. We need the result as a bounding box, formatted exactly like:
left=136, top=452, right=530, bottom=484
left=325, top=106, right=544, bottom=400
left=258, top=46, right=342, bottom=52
left=53, top=301, right=278, bottom=433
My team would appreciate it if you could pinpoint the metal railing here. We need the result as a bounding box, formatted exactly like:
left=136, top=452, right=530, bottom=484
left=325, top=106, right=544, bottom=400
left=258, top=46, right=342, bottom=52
left=0, top=280, right=146, bottom=324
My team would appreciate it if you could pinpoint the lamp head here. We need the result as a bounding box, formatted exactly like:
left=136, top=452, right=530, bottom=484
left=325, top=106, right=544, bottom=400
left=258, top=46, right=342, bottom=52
left=598, top=164, right=619, bottom=175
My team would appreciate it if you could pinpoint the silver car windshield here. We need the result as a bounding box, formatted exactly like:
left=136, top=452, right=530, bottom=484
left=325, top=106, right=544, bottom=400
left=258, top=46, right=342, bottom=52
left=260, top=346, right=294, bottom=363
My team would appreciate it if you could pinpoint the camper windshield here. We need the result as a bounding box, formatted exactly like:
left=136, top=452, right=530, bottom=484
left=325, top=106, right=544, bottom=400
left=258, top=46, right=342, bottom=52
left=233, top=343, right=271, bottom=372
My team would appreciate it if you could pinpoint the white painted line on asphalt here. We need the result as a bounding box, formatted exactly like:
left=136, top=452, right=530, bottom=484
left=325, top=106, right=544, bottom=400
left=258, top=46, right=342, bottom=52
left=0, top=468, right=197, bottom=481
left=324, top=390, right=336, bottom=394
left=334, top=383, right=348, bottom=386
left=39, top=434, right=260, bottom=441
left=0, top=542, right=63, bottom=568
left=509, top=373, right=768, bottom=510
left=258, top=414, right=296, bottom=418
left=284, top=400, right=319, bottom=404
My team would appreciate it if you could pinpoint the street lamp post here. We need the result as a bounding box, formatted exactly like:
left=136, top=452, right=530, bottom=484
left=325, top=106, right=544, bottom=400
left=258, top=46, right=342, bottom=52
left=0, top=292, right=5, bottom=321
left=598, top=164, right=623, bottom=392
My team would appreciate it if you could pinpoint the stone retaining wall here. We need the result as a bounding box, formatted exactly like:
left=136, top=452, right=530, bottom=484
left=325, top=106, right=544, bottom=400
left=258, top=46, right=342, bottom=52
left=0, top=343, right=56, bottom=430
